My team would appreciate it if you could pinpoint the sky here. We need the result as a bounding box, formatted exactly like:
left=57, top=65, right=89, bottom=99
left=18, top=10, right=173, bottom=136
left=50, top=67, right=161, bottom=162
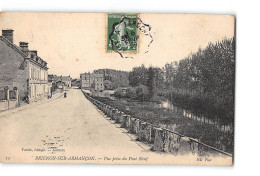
left=0, top=12, right=235, bottom=78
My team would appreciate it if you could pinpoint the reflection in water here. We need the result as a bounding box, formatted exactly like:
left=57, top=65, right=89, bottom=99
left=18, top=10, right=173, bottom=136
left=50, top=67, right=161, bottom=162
left=158, top=99, right=234, bottom=133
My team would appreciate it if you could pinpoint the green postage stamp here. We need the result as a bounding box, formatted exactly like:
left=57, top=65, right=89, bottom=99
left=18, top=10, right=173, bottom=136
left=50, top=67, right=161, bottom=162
left=107, top=14, right=139, bottom=53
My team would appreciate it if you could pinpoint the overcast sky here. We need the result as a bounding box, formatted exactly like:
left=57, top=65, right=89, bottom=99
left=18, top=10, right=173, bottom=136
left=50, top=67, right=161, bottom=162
left=0, top=12, right=234, bottom=78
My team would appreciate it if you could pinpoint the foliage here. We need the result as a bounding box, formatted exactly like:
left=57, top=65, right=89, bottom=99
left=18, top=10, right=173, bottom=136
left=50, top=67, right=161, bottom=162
left=114, top=85, right=148, bottom=101
left=129, top=65, right=164, bottom=99
left=162, top=37, right=235, bottom=119
left=135, top=84, right=150, bottom=101
left=114, top=87, right=125, bottom=98
left=104, top=80, right=112, bottom=90
left=129, top=64, right=148, bottom=87
left=126, top=87, right=136, bottom=99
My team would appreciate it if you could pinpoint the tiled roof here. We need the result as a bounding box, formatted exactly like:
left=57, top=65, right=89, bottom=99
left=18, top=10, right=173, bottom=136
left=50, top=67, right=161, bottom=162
left=0, top=35, right=48, bottom=70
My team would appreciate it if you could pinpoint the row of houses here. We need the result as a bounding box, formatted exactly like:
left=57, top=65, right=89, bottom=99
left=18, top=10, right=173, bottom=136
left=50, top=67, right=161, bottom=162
left=48, top=74, right=72, bottom=91
left=0, top=29, right=51, bottom=106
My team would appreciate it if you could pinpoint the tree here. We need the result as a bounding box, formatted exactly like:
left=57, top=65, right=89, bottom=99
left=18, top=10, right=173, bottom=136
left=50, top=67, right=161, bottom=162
left=163, top=37, right=235, bottom=118
left=129, top=64, right=148, bottom=87
left=135, top=84, right=149, bottom=101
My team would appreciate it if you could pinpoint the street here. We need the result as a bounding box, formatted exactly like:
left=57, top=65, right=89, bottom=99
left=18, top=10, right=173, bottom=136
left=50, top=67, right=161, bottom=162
left=0, top=89, right=161, bottom=164
left=0, top=89, right=230, bottom=165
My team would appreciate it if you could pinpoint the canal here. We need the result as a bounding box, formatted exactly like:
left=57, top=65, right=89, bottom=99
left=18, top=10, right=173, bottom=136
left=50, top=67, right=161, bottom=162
left=158, top=99, right=234, bottom=133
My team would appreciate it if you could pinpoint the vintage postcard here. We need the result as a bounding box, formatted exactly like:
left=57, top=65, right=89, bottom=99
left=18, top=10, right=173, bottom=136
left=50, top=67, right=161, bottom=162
left=0, top=12, right=235, bottom=165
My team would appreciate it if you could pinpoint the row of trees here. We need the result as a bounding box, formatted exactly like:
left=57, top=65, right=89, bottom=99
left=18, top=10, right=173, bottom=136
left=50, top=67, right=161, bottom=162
left=162, top=38, right=235, bottom=118
left=119, top=37, right=235, bottom=119
left=163, top=38, right=235, bottom=96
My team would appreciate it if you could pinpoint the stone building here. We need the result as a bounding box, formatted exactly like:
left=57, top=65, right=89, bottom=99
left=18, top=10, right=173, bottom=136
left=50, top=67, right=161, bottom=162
left=90, top=74, right=104, bottom=91
left=49, top=75, right=71, bottom=91
left=80, top=72, right=91, bottom=89
left=0, top=29, right=50, bottom=103
left=80, top=72, right=104, bottom=91
left=60, top=76, right=72, bottom=88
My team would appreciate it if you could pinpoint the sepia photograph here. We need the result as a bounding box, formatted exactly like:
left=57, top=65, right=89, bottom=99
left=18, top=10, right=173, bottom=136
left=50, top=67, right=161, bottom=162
left=0, top=12, right=235, bottom=166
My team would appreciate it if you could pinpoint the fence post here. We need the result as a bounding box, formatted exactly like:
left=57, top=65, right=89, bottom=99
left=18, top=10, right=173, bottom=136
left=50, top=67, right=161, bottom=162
left=133, top=118, right=140, bottom=134
left=129, top=117, right=135, bottom=134
left=138, top=122, right=152, bottom=143
left=115, top=110, right=121, bottom=123
left=111, top=109, right=116, bottom=120
left=121, top=115, right=128, bottom=128
left=119, top=112, right=125, bottom=124
left=152, top=128, right=165, bottom=152
left=126, top=115, right=131, bottom=131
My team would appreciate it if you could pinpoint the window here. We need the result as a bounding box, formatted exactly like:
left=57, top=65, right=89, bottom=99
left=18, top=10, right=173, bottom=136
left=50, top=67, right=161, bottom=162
left=9, top=90, right=16, bottom=100
left=0, top=90, right=7, bottom=100
left=33, top=68, right=35, bottom=79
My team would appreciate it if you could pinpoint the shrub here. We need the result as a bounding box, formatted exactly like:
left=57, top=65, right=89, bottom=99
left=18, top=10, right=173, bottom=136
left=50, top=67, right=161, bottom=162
left=114, top=88, right=124, bottom=98
left=135, top=84, right=150, bottom=101
left=126, top=87, right=136, bottom=99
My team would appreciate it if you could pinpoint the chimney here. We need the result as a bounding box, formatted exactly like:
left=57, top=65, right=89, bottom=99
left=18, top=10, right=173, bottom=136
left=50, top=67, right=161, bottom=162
left=38, top=58, right=42, bottom=64
left=31, top=50, right=37, bottom=56
left=19, top=42, right=29, bottom=55
left=2, top=29, right=14, bottom=43
left=43, top=61, right=47, bottom=67
left=19, top=42, right=29, bottom=50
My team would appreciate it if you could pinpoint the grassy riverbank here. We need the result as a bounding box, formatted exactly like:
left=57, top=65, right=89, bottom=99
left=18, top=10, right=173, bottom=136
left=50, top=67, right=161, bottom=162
left=93, top=96, right=234, bottom=154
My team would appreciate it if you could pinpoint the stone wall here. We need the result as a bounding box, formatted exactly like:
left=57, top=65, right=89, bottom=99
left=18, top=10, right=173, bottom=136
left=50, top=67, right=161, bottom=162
left=82, top=90, right=233, bottom=158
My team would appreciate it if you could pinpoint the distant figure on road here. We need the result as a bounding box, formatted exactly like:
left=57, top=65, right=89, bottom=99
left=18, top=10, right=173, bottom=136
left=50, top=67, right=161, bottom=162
left=24, top=92, right=29, bottom=104
left=64, top=92, right=67, bottom=98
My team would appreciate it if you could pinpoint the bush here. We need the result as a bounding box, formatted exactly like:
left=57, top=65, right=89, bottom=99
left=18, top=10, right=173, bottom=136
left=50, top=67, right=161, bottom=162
left=126, top=87, right=136, bottom=99
left=114, top=88, right=124, bottom=98
left=115, top=85, right=151, bottom=101
left=135, top=84, right=150, bottom=101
